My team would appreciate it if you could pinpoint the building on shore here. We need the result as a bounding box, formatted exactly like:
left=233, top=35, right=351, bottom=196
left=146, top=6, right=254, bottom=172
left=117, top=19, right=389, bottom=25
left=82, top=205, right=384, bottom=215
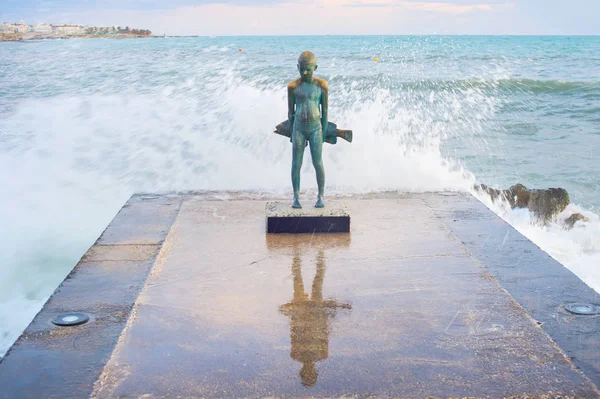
left=33, top=24, right=53, bottom=33
left=51, top=24, right=84, bottom=35
left=2, top=23, right=31, bottom=33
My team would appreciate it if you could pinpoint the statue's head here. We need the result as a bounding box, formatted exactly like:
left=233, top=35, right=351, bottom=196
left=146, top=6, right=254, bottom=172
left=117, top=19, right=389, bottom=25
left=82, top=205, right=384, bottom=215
left=300, top=362, right=318, bottom=387
left=297, top=51, right=317, bottom=82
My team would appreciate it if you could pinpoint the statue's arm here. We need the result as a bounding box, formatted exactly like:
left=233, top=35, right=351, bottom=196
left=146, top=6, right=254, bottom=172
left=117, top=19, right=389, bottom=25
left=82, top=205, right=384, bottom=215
left=287, top=83, right=295, bottom=127
left=320, top=80, right=328, bottom=139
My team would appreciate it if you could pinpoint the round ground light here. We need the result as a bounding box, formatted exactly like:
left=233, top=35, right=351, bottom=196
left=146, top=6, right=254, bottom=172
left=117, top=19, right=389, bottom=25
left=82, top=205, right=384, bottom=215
left=564, top=303, right=600, bottom=315
left=52, top=312, right=90, bottom=326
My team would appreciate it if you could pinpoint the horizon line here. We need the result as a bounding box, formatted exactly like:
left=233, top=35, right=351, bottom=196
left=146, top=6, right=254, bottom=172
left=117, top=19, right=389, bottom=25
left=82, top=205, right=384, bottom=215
left=156, top=34, right=600, bottom=37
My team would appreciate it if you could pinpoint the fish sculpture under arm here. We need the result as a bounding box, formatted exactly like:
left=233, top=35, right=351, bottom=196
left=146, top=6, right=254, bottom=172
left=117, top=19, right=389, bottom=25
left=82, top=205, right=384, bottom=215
left=273, top=120, right=353, bottom=145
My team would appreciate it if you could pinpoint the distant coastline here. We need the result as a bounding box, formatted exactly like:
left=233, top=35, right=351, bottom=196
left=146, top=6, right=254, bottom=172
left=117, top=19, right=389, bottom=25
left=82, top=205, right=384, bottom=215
left=0, top=23, right=152, bottom=42
left=0, top=33, right=154, bottom=42
left=0, top=33, right=157, bottom=42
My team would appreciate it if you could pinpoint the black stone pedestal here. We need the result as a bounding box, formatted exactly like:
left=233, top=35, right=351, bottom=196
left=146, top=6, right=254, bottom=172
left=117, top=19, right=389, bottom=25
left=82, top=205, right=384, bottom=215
left=265, top=201, right=350, bottom=233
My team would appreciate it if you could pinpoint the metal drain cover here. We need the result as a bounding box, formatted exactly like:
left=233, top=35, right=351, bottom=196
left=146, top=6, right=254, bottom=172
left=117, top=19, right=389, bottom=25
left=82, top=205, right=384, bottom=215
left=52, top=312, right=90, bottom=326
left=564, top=303, right=600, bottom=315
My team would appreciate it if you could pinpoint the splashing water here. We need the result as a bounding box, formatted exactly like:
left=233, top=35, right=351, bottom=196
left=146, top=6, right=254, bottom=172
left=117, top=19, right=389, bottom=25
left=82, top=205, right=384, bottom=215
left=1, top=36, right=599, bottom=357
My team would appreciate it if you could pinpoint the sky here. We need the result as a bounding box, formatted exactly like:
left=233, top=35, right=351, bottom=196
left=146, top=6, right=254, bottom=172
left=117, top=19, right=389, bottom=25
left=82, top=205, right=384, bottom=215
left=1, top=0, right=600, bottom=36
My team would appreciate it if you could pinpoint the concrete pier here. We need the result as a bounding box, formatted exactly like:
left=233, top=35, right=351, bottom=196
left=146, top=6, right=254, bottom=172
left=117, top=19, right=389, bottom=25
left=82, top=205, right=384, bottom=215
left=1, top=192, right=599, bottom=398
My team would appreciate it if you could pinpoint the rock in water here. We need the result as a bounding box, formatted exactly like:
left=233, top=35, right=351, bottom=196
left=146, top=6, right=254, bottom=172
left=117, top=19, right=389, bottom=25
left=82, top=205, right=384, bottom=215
left=563, top=213, right=590, bottom=229
left=506, top=183, right=531, bottom=208
left=475, top=183, right=504, bottom=202
left=474, top=183, right=570, bottom=224
left=474, top=183, right=531, bottom=208
left=528, top=187, right=570, bottom=223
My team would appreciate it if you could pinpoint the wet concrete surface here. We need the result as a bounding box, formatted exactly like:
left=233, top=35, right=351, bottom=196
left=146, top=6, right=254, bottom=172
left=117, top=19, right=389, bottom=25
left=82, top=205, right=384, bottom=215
left=87, top=194, right=598, bottom=398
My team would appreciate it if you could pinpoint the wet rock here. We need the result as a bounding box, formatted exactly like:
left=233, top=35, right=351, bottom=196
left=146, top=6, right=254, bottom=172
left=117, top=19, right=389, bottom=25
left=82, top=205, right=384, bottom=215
left=474, top=183, right=570, bottom=223
left=528, top=187, right=570, bottom=223
left=506, top=183, right=531, bottom=208
left=563, top=213, right=590, bottom=229
left=476, top=183, right=505, bottom=203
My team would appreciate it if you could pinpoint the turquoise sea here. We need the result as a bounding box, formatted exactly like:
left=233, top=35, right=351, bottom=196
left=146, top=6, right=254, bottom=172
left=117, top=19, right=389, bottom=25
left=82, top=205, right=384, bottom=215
left=0, top=36, right=599, bottom=356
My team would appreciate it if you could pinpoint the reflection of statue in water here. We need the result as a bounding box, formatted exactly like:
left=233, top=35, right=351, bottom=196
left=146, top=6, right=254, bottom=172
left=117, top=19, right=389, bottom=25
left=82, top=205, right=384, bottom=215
left=279, top=249, right=352, bottom=387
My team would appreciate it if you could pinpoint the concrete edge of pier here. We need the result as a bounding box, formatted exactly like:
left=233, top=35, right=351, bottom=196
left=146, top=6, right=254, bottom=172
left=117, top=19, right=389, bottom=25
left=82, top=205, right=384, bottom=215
left=0, top=193, right=183, bottom=399
left=0, top=191, right=598, bottom=398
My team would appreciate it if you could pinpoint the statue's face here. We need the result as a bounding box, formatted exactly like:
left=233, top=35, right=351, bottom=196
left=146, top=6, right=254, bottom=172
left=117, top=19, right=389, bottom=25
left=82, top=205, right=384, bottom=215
left=298, top=62, right=317, bottom=82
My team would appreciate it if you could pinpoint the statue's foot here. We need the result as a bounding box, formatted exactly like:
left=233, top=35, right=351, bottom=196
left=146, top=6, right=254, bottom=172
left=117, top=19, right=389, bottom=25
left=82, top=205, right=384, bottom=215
left=315, top=197, right=325, bottom=208
left=292, top=198, right=302, bottom=209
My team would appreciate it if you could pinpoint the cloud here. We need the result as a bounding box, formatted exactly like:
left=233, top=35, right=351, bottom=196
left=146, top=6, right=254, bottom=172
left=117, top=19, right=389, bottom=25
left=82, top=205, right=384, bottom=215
left=0, top=0, right=296, bottom=23
left=104, top=0, right=508, bottom=35
left=339, top=0, right=514, bottom=14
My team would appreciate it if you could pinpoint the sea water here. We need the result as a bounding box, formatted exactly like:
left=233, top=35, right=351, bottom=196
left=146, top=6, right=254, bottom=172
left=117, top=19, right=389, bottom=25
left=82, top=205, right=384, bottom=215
left=0, top=36, right=599, bottom=357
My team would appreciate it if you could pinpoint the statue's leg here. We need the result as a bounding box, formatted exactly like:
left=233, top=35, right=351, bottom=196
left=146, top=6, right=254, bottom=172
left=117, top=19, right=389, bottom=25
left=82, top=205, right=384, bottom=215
left=291, top=128, right=306, bottom=209
left=292, top=249, right=306, bottom=301
left=311, top=250, right=325, bottom=302
left=308, top=126, right=325, bottom=208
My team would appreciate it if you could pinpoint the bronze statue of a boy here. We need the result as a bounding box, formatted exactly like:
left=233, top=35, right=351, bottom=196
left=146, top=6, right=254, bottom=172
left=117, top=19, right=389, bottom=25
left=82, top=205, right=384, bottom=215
left=273, top=51, right=352, bottom=209
left=288, top=51, right=327, bottom=209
